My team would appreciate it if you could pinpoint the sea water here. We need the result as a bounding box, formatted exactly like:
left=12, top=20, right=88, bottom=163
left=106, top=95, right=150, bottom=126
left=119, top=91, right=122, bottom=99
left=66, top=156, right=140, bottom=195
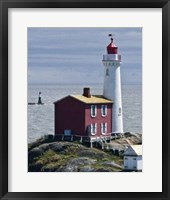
left=28, top=84, right=142, bottom=143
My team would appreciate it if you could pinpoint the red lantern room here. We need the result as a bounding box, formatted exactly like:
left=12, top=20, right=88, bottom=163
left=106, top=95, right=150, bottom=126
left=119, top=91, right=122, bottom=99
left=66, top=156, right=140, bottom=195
left=107, top=37, right=118, bottom=54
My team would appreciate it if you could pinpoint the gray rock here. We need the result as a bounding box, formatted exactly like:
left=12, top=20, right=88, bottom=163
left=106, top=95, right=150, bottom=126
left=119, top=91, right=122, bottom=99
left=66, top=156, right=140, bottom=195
left=69, top=157, right=96, bottom=166
left=79, top=166, right=94, bottom=172
left=28, top=147, right=44, bottom=162
left=58, top=165, right=78, bottom=172
left=55, top=157, right=97, bottom=172
left=94, top=168, right=113, bottom=172
left=38, top=143, right=51, bottom=151
left=50, top=142, right=65, bottom=153
left=77, top=149, right=107, bottom=159
left=102, top=161, right=123, bottom=169
left=28, top=139, right=130, bottom=172
left=124, top=132, right=132, bottom=137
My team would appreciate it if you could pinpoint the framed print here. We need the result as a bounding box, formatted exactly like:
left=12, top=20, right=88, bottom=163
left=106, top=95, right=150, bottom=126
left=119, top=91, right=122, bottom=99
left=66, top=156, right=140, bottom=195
left=0, top=0, right=170, bottom=199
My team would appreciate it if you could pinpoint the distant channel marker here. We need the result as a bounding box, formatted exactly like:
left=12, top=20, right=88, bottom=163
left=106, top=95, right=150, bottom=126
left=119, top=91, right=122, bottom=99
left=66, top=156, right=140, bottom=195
left=28, top=92, right=44, bottom=105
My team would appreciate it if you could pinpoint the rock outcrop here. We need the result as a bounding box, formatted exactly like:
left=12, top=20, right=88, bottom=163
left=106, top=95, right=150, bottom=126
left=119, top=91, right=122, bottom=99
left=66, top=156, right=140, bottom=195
left=28, top=133, right=142, bottom=172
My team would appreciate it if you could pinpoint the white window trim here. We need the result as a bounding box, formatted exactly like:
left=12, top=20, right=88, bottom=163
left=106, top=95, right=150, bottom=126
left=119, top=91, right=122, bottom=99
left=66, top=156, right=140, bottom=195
left=91, top=105, right=97, bottom=117
left=91, top=123, right=97, bottom=135
left=101, top=122, right=107, bottom=135
left=101, top=105, right=107, bottom=117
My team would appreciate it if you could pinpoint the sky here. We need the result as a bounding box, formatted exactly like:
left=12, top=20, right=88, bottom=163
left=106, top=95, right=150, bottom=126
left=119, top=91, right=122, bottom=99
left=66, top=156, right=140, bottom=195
left=28, top=27, right=142, bottom=85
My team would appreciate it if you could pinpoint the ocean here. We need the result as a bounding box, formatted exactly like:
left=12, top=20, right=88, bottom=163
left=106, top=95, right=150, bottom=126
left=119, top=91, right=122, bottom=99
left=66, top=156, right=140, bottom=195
left=28, top=83, right=142, bottom=143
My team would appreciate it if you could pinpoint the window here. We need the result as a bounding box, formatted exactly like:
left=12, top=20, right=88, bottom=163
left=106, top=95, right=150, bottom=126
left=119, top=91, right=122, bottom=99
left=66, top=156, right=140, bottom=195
left=91, top=123, right=97, bottom=135
left=118, top=107, right=122, bottom=116
left=101, top=123, right=107, bottom=135
left=91, top=105, right=97, bottom=117
left=106, top=69, right=109, bottom=76
left=101, top=105, right=107, bottom=117
left=118, top=55, right=121, bottom=61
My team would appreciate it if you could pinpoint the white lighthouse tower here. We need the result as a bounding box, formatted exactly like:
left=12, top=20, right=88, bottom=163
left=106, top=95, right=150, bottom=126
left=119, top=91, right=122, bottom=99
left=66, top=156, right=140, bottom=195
left=102, top=35, right=123, bottom=134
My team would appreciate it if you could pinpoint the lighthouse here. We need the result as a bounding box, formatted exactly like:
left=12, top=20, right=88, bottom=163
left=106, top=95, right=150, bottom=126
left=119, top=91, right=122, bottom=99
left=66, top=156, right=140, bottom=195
left=102, top=35, right=123, bottom=134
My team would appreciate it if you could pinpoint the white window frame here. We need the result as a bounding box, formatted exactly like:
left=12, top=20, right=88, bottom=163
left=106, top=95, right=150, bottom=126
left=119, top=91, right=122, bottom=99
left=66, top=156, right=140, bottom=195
left=101, top=122, right=107, bottom=135
left=91, top=123, right=97, bottom=135
left=91, top=105, right=97, bottom=117
left=101, top=105, right=107, bottom=117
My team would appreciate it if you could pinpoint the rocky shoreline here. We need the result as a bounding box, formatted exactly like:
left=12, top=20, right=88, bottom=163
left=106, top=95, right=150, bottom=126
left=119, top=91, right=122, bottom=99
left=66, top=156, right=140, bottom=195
left=28, top=132, right=142, bottom=172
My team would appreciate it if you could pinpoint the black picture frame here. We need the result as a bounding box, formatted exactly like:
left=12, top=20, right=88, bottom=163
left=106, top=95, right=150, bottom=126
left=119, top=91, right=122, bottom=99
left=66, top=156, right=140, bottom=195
left=0, top=0, right=169, bottom=199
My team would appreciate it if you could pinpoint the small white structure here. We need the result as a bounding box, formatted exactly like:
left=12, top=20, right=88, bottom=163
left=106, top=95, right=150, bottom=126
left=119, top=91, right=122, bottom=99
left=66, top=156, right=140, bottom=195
left=124, top=145, right=142, bottom=171
left=102, top=35, right=123, bottom=133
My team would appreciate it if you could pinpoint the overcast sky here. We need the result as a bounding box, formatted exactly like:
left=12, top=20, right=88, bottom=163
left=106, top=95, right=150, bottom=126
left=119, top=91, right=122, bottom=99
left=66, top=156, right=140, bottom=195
left=28, top=27, right=142, bottom=85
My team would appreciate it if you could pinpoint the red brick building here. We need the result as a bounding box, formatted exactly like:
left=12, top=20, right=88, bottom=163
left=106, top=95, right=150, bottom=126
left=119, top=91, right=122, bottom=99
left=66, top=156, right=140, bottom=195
left=54, top=88, right=113, bottom=139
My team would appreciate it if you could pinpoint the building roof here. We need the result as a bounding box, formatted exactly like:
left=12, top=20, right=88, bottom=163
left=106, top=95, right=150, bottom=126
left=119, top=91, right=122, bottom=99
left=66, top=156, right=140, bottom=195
left=54, top=94, right=113, bottom=105
left=71, top=95, right=113, bottom=104
left=124, top=145, right=142, bottom=156
left=107, top=38, right=118, bottom=54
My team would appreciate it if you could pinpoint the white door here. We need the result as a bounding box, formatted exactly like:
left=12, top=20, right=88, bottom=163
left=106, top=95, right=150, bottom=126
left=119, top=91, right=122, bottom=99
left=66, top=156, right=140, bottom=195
left=127, top=157, right=137, bottom=170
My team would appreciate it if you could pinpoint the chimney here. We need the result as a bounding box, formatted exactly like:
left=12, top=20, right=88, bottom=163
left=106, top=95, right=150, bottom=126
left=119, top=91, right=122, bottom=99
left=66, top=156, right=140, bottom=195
left=83, top=88, right=91, bottom=98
